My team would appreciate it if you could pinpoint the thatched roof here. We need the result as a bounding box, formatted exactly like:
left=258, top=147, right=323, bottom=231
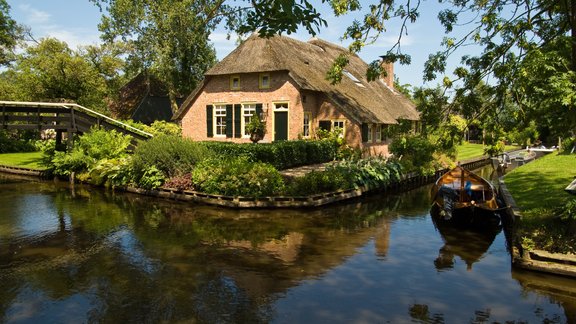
left=111, top=72, right=179, bottom=124
left=174, top=34, right=419, bottom=123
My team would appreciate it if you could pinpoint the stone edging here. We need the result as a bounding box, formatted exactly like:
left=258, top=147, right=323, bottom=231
left=499, top=177, right=576, bottom=278
left=0, top=164, right=45, bottom=177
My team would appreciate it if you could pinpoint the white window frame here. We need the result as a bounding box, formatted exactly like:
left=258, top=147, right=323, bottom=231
left=332, top=119, right=345, bottom=138
left=376, top=125, right=382, bottom=142
left=230, top=75, right=240, bottom=90
left=367, top=124, right=373, bottom=142
left=303, top=111, right=311, bottom=138
left=214, top=104, right=227, bottom=137
left=242, top=103, right=257, bottom=137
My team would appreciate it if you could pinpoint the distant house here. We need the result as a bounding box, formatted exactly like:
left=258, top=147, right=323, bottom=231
left=111, top=73, right=183, bottom=125
left=173, top=34, right=419, bottom=156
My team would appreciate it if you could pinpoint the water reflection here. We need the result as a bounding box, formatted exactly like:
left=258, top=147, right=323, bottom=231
left=0, top=173, right=574, bottom=323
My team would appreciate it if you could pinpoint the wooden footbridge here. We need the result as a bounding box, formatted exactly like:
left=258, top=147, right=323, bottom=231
left=0, top=101, right=153, bottom=147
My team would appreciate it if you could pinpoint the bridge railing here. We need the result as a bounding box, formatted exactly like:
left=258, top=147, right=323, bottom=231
left=0, top=101, right=154, bottom=139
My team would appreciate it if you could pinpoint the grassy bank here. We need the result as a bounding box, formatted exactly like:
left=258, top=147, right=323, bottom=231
left=456, top=142, right=520, bottom=162
left=504, top=152, right=576, bottom=253
left=0, top=152, right=45, bottom=170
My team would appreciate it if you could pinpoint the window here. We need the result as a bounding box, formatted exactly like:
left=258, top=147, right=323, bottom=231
left=242, top=103, right=256, bottom=136
left=332, top=120, right=345, bottom=138
left=343, top=70, right=365, bottom=88
left=303, top=112, right=311, bottom=138
left=214, top=104, right=227, bottom=136
left=259, top=73, right=270, bottom=89
left=368, top=124, right=374, bottom=143
left=230, top=75, right=240, bottom=90
left=376, top=125, right=382, bottom=142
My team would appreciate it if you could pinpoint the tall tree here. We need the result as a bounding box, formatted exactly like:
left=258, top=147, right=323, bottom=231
left=0, top=0, right=22, bottom=66
left=91, top=0, right=224, bottom=111
left=2, top=38, right=122, bottom=113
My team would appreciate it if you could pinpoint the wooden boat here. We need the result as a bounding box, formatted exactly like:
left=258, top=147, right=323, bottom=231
left=430, top=165, right=502, bottom=226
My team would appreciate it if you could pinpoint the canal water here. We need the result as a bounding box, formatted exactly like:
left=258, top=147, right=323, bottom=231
left=1, top=170, right=575, bottom=323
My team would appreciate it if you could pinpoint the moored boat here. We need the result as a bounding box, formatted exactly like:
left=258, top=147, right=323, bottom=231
left=431, top=165, right=503, bottom=226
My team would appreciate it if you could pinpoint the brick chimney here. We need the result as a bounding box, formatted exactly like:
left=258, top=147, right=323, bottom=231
left=380, top=61, right=394, bottom=89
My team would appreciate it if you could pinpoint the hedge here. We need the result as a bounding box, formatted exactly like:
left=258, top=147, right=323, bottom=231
left=200, top=139, right=338, bottom=170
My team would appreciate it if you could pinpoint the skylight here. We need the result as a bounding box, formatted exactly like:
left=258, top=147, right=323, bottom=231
left=343, top=70, right=365, bottom=87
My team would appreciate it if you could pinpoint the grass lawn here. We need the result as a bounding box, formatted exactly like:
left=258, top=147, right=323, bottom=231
left=0, top=152, right=46, bottom=170
left=504, top=152, right=575, bottom=210
left=456, top=142, right=521, bottom=162
left=504, top=152, right=576, bottom=253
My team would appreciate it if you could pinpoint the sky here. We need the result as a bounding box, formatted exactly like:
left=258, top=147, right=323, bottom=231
left=5, top=0, right=471, bottom=89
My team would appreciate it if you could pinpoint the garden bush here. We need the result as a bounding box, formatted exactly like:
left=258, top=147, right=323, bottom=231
left=389, top=135, right=437, bottom=175
left=201, top=139, right=338, bottom=170
left=0, top=130, right=37, bottom=153
left=131, top=135, right=214, bottom=178
left=191, top=156, right=285, bottom=197
left=286, top=170, right=353, bottom=196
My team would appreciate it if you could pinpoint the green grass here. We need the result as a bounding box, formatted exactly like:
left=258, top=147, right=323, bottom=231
left=504, top=152, right=575, bottom=210
left=0, top=152, right=46, bottom=170
left=456, top=142, right=520, bottom=162
left=504, top=152, right=576, bottom=254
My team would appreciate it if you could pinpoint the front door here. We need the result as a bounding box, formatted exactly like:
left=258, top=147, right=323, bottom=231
left=274, top=103, right=288, bottom=141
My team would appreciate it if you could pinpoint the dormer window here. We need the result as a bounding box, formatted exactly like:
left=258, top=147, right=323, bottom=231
left=230, top=75, right=241, bottom=90
left=259, top=73, right=270, bottom=89
left=343, top=70, right=365, bottom=88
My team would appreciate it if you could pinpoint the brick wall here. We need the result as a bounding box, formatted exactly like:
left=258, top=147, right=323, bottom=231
left=181, top=71, right=392, bottom=156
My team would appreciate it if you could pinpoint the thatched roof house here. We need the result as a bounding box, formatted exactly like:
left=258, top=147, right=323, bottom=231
left=174, top=34, right=419, bottom=156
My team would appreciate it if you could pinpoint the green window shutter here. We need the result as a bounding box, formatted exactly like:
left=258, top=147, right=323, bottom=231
left=319, top=120, right=331, bottom=131
left=226, top=104, right=233, bottom=138
left=361, top=123, right=368, bottom=142
left=255, top=103, right=263, bottom=119
left=206, top=105, right=213, bottom=138
left=234, top=104, right=242, bottom=138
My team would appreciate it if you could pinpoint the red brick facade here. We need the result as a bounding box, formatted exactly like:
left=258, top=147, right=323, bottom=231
left=181, top=71, right=393, bottom=156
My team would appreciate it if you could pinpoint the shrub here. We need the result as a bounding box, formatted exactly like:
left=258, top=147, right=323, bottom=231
left=132, top=135, right=214, bottom=178
left=0, top=130, right=37, bottom=153
left=561, top=137, right=575, bottom=154
left=201, top=139, right=338, bottom=170
left=49, top=127, right=131, bottom=178
left=389, top=135, right=437, bottom=175
left=328, top=158, right=403, bottom=189
left=164, top=173, right=193, bottom=191
left=191, top=156, right=285, bottom=197
left=286, top=170, right=353, bottom=196
left=89, top=157, right=133, bottom=188
left=137, top=166, right=165, bottom=190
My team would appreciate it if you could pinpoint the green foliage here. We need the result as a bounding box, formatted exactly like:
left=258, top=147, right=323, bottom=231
left=508, top=121, right=539, bottom=146
left=287, top=158, right=403, bottom=196
left=89, top=157, right=133, bottom=188
left=0, top=130, right=37, bottom=153
left=49, top=128, right=131, bottom=178
left=2, top=38, right=120, bottom=112
left=0, top=0, right=22, bottom=66
left=389, top=135, right=437, bottom=175
left=201, top=139, right=338, bottom=170
left=92, top=0, right=217, bottom=102
left=561, top=137, right=575, bottom=154
left=51, top=150, right=91, bottom=176
left=329, top=158, right=403, bottom=189
left=245, top=115, right=266, bottom=143
left=136, top=165, right=165, bottom=190
left=191, top=156, right=285, bottom=197
left=287, top=170, right=352, bottom=196
left=150, top=120, right=181, bottom=136
left=559, top=199, right=576, bottom=221
left=131, top=135, right=213, bottom=178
